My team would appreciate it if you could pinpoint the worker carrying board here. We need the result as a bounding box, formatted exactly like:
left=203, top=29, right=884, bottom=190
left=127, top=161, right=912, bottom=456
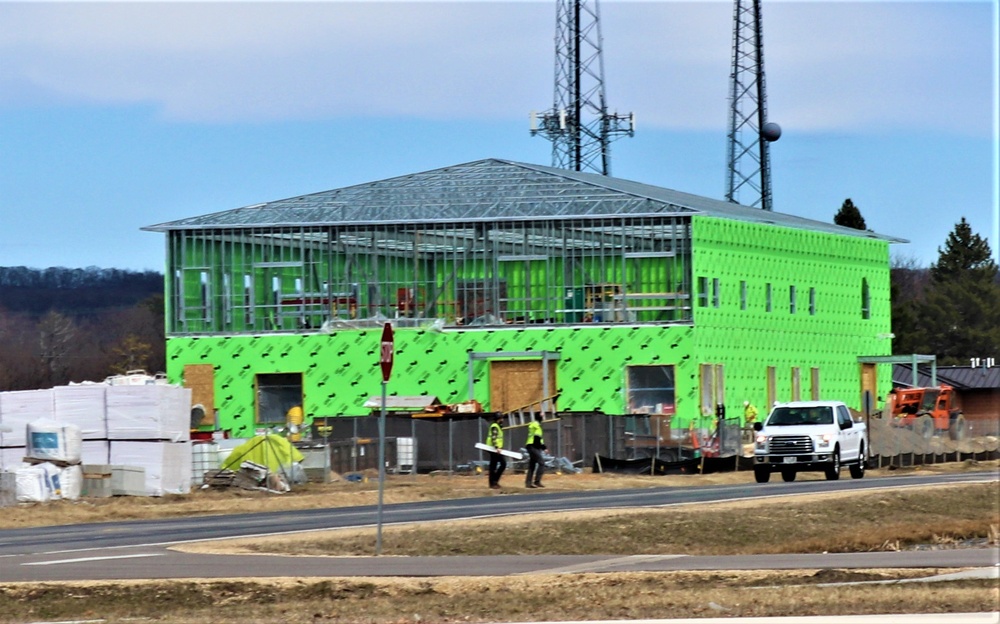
left=473, top=413, right=520, bottom=489
left=524, top=414, right=546, bottom=489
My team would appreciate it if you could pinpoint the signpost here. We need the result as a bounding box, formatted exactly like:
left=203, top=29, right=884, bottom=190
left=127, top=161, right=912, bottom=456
left=376, top=322, right=393, bottom=555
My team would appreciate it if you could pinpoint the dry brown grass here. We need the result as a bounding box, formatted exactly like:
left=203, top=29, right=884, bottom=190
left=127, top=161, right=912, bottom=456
left=178, top=481, right=998, bottom=557
left=1, top=460, right=997, bottom=623
left=1, top=572, right=996, bottom=624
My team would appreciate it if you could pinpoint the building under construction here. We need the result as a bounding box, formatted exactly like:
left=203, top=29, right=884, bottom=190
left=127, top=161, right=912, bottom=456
left=144, top=158, right=901, bottom=439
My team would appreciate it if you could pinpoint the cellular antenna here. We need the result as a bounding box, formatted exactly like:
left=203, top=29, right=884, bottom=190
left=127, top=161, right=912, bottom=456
left=530, top=0, right=634, bottom=176
left=725, top=0, right=781, bottom=211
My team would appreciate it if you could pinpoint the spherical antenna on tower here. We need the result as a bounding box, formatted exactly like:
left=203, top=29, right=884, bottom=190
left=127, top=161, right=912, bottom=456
left=762, top=122, right=782, bottom=142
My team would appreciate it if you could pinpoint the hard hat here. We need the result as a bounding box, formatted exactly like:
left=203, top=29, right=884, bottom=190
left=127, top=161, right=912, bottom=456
left=744, top=400, right=750, bottom=406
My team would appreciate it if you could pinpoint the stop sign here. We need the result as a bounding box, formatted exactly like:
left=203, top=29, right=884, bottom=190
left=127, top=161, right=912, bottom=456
left=379, top=322, right=394, bottom=382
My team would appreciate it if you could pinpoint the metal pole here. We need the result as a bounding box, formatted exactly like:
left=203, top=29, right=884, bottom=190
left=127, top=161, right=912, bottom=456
left=376, top=379, right=386, bottom=555
left=352, top=417, right=358, bottom=473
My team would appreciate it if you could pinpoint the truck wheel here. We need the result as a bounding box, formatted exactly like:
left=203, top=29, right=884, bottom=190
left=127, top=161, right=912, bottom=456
left=781, top=469, right=796, bottom=482
left=754, top=467, right=770, bottom=483
left=824, top=448, right=841, bottom=481
left=849, top=444, right=865, bottom=479
left=949, top=414, right=967, bottom=441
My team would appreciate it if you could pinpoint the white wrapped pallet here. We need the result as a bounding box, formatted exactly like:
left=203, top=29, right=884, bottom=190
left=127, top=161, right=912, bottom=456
left=0, top=447, right=26, bottom=472
left=80, top=439, right=110, bottom=465
left=54, top=384, right=108, bottom=440
left=106, top=385, right=191, bottom=442
left=110, top=440, right=192, bottom=496
left=26, top=420, right=82, bottom=464
left=15, top=463, right=61, bottom=502
left=60, top=464, right=83, bottom=500
left=0, top=389, right=55, bottom=447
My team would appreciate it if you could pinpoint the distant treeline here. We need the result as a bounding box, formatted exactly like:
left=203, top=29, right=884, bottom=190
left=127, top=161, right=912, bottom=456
left=0, top=266, right=165, bottom=391
left=0, top=266, right=162, bottom=317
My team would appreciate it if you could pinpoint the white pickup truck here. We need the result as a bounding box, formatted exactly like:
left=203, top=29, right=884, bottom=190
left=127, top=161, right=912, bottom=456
left=751, top=400, right=867, bottom=483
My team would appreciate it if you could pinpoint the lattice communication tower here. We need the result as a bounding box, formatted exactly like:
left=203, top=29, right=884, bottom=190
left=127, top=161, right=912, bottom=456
left=530, top=0, right=634, bottom=176
left=725, top=0, right=781, bottom=211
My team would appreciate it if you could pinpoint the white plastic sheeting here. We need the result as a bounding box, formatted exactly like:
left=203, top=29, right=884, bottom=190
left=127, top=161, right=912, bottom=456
left=15, top=462, right=62, bottom=502
left=80, top=439, right=110, bottom=465
left=1, top=384, right=190, bottom=446
left=53, top=384, right=108, bottom=440
left=60, top=464, right=82, bottom=500
left=106, top=385, right=191, bottom=442
left=0, top=390, right=54, bottom=447
left=0, top=446, right=25, bottom=472
left=109, top=441, right=192, bottom=496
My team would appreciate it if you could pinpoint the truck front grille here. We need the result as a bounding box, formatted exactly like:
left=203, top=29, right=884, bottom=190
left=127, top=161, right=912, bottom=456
left=769, top=435, right=814, bottom=454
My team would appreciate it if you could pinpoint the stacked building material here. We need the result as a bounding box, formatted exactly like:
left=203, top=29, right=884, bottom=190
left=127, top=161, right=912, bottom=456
left=0, top=383, right=193, bottom=497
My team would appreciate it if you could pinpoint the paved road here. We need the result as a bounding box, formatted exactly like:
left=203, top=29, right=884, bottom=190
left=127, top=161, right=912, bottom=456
left=0, top=471, right=996, bottom=583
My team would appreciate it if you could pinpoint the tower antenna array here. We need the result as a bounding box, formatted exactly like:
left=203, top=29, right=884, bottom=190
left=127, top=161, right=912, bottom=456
left=725, top=0, right=781, bottom=211
left=530, top=0, right=634, bottom=176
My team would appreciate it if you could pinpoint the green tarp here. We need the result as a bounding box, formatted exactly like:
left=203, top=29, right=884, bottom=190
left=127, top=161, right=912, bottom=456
left=221, top=434, right=304, bottom=472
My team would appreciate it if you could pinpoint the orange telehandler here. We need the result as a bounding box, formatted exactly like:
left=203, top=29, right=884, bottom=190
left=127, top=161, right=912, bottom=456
left=885, top=384, right=966, bottom=441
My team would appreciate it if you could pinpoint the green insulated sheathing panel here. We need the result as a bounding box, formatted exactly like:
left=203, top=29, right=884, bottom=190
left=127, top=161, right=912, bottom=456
left=166, top=216, right=894, bottom=439
left=168, top=324, right=700, bottom=438
left=690, top=216, right=893, bottom=408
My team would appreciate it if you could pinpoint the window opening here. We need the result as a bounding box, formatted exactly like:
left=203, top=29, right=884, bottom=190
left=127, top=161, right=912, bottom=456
left=697, top=277, right=708, bottom=308
left=626, top=365, right=676, bottom=415
left=862, top=278, right=871, bottom=319
left=256, top=373, right=303, bottom=426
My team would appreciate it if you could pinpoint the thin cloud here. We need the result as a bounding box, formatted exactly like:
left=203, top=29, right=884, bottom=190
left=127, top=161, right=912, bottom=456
left=0, top=1, right=991, bottom=136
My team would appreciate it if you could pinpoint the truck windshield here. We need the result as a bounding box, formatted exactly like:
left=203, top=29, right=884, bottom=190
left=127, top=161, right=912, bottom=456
left=767, top=406, right=834, bottom=426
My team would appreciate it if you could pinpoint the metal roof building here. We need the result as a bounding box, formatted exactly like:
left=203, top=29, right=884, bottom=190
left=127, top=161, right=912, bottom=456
left=146, top=158, right=899, bottom=435
left=146, top=158, right=905, bottom=241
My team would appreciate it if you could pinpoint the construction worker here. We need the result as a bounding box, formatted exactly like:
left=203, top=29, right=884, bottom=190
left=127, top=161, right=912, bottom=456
left=486, top=414, right=506, bottom=489
left=743, top=401, right=758, bottom=425
left=524, top=414, right=547, bottom=488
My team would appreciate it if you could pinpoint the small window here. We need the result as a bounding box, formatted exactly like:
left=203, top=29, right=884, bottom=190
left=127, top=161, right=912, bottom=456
left=809, top=287, right=816, bottom=316
left=697, top=276, right=709, bottom=308
left=789, top=285, right=797, bottom=314
left=627, top=365, right=676, bottom=415
left=766, top=283, right=773, bottom=312
left=740, top=280, right=748, bottom=310
left=255, top=372, right=303, bottom=425
left=862, top=278, right=871, bottom=319
left=712, top=278, right=721, bottom=308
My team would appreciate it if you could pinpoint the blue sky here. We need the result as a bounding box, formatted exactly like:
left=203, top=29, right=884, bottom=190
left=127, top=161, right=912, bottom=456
left=0, top=1, right=996, bottom=272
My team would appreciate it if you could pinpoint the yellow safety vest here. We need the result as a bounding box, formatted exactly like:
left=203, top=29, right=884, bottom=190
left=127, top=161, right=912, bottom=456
left=527, top=420, right=544, bottom=447
left=487, top=422, right=504, bottom=449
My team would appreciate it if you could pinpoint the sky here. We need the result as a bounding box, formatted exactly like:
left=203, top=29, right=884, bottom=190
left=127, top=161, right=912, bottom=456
left=0, top=0, right=996, bottom=272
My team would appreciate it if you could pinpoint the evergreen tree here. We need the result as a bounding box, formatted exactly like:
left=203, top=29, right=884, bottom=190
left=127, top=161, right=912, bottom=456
left=834, top=198, right=867, bottom=230
left=929, top=217, right=998, bottom=282
left=918, top=218, right=1000, bottom=364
